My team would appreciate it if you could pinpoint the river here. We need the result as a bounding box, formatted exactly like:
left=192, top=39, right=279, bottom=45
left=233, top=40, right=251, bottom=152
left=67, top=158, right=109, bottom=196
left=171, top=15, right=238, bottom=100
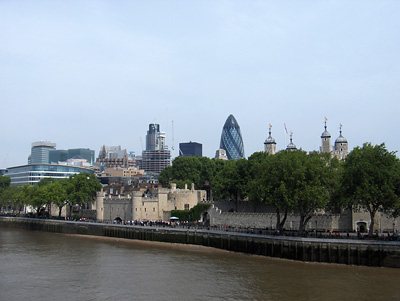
left=0, top=228, right=399, bottom=300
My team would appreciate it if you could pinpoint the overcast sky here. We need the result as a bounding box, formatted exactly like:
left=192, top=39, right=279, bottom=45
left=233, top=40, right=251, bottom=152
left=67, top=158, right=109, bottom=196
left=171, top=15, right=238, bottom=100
left=1, top=0, right=399, bottom=168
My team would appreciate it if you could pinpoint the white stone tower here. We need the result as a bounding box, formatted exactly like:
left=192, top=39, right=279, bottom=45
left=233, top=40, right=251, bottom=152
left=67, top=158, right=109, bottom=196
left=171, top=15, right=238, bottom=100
left=334, top=124, right=348, bottom=160
left=320, top=117, right=331, bottom=154
left=264, top=124, right=277, bottom=155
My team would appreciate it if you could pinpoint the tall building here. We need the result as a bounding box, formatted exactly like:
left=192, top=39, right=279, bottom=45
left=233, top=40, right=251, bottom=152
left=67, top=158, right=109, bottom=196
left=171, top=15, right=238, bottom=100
left=146, top=124, right=166, bottom=150
left=219, top=114, right=245, bottom=160
left=179, top=142, right=202, bottom=157
left=264, top=124, right=277, bottom=155
left=29, top=141, right=56, bottom=164
left=142, top=123, right=171, bottom=174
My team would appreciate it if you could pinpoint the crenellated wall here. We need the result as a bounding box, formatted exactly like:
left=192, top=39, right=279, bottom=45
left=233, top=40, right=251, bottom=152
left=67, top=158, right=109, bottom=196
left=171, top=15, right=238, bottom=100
left=95, top=184, right=206, bottom=222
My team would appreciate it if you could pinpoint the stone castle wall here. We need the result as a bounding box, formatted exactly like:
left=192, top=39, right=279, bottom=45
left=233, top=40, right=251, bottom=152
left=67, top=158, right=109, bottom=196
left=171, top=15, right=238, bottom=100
left=207, top=204, right=400, bottom=233
left=95, top=184, right=206, bottom=222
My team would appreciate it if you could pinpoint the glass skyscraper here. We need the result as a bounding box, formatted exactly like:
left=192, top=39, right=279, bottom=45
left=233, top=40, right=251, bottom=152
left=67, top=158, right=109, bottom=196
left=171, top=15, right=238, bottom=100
left=219, top=114, right=245, bottom=160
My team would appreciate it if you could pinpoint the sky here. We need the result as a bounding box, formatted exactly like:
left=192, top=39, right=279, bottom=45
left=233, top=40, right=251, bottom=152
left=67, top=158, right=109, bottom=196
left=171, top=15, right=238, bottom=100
left=1, top=0, right=400, bottom=168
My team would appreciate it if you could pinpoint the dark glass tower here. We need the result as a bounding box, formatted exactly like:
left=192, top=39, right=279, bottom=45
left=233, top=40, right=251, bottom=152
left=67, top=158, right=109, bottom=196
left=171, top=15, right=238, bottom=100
left=220, top=114, right=245, bottom=160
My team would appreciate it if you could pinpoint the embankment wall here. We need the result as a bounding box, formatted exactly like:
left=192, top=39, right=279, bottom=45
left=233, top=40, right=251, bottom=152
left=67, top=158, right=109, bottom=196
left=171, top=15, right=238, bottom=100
left=1, top=217, right=399, bottom=268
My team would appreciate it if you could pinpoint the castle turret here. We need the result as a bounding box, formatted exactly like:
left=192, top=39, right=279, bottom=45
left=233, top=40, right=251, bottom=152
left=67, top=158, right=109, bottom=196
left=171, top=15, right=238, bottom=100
left=286, top=132, right=297, bottom=151
left=334, top=124, right=348, bottom=160
left=321, top=117, right=331, bottom=153
left=264, top=124, right=277, bottom=155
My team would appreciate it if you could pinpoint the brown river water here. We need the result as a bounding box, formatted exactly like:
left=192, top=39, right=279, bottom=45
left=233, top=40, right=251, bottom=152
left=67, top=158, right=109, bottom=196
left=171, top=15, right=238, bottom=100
left=0, top=228, right=399, bottom=301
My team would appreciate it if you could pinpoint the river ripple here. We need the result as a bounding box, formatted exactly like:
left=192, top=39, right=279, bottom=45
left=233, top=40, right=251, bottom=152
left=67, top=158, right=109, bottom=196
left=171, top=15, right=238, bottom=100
left=0, top=229, right=399, bottom=301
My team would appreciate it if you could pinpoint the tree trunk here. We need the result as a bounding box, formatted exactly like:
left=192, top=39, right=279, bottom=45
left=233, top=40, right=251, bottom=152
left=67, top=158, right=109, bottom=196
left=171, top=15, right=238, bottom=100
left=275, top=208, right=281, bottom=231
left=369, top=210, right=376, bottom=237
left=298, top=215, right=306, bottom=235
left=276, top=208, right=288, bottom=232
left=58, top=206, right=62, bottom=219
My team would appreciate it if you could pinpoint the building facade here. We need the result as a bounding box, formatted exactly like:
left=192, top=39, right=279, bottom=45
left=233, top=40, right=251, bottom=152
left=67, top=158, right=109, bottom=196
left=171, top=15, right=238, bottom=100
left=49, top=148, right=95, bottom=164
left=179, top=142, right=202, bottom=157
left=6, top=164, right=94, bottom=185
left=97, top=145, right=135, bottom=169
left=29, top=141, right=56, bottom=164
left=141, top=123, right=171, bottom=174
left=219, top=114, right=245, bottom=160
left=95, top=183, right=206, bottom=222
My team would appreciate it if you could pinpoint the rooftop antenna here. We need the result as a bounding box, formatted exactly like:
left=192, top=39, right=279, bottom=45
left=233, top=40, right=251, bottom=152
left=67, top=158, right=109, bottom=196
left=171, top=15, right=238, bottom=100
left=171, top=120, right=175, bottom=159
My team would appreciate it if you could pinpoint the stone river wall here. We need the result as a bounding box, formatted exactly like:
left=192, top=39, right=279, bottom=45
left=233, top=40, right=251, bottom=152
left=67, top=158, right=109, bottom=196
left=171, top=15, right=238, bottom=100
left=1, top=217, right=399, bottom=268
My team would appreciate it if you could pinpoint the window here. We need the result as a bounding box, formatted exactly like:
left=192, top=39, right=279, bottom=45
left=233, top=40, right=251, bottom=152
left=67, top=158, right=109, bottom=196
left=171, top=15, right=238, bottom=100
left=184, top=204, right=189, bottom=210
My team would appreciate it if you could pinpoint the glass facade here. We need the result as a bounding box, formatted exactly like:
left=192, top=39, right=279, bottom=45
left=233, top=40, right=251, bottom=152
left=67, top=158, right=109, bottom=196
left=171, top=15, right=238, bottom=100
left=220, top=114, right=245, bottom=160
left=49, top=150, right=68, bottom=163
left=7, top=164, right=94, bottom=186
left=179, top=142, right=202, bottom=157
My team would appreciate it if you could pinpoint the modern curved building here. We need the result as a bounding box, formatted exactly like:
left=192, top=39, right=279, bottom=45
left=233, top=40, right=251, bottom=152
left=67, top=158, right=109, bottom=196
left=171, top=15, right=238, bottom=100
left=220, top=114, right=245, bottom=160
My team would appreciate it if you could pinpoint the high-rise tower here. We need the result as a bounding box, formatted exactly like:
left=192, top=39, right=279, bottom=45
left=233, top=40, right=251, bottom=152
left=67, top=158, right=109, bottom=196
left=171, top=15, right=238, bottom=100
left=142, top=123, right=171, bottom=174
left=29, top=141, right=56, bottom=164
left=219, top=114, right=245, bottom=160
left=264, top=124, right=277, bottom=155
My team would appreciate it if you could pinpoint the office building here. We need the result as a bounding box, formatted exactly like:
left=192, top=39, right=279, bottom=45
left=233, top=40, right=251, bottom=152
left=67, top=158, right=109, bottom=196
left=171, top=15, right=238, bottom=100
left=29, top=141, right=56, bottom=164
left=6, top=164, right=93, bottom=186
left=219, top=114, right=245, bottom=160
left=179, top=142, right=202, bottom=157
left=141, top=123, right=171, bottom=174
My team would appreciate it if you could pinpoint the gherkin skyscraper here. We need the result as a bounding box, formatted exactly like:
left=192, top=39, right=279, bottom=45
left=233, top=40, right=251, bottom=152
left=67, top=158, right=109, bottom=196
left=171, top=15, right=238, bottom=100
left=220, top=114, right=245, bottom=160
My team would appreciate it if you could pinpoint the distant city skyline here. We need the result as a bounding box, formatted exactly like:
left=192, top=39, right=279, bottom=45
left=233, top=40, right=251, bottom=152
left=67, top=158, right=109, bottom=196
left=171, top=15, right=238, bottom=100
left=1, top=1, right=399, bottom=168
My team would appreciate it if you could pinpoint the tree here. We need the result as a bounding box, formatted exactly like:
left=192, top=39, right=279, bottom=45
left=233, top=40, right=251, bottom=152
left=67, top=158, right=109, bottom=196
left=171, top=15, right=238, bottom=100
left=67, top=173, right=102, bottom=217
left=43, top=179, right=69, bottom=218
left=0, top=175, right=11, bottom=191
left=341, top=143, right=400, bottom=237
left=27, top=185, right=47, bottom=216
left=213, top=159, right=250, bottom=211
left=249, top=150, right=297, bottom=231
left=0, top=185, right=23, bottom=213
left=249, top=150, right=334, bottom=233
left=294, top=151, right=332, bottom=234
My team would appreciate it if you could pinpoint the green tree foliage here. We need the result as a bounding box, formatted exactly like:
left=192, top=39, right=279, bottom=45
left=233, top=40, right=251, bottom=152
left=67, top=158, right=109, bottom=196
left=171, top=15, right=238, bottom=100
left=249, top=150, right=298, bottom=231
left=170, top=203, right=211, bottom=222
left=43, top=179, right=69, bottom=218
left=248, top=150, right=334, bottom=233
left=0, top=175, right=11, bottom=191
left=0, top=173, right=101, bottom=218
left=213, top=159, right=250, bottom=211
left=341, top=143, right=400, bottom=237
left=158, top=156, right=224, bottom=191
left=294, top=151, right=332, bottom=234
left=0, top=185, right=23, bottom=213
left=67, top=173, right=102, bottom=208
